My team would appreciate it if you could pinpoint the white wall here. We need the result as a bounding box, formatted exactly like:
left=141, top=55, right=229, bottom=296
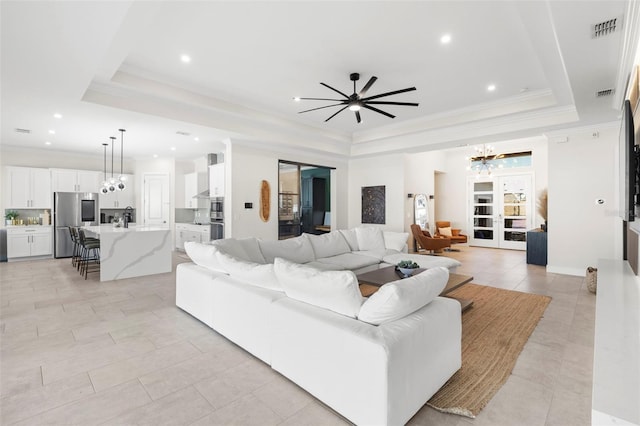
left=228, top=140, right=348, bottom=240
left=347, top=154, right=405, bottom=231
left=547, top=125, right=619, bottom=276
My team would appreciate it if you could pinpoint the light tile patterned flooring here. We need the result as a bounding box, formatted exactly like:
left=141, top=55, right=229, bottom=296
left=0, top=246, right=594, bottom=425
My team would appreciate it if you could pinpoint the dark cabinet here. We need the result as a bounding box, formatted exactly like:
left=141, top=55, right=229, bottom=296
left=526, top=230, right=547, bottom=266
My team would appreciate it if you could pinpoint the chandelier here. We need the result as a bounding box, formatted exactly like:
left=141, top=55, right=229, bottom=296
left=466, top=144, right=504, bottom=176
left=98, top=129, right=127, bottom=193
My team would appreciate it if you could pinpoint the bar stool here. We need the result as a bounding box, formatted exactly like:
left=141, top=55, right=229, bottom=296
left=77, top=228, right=100, bottom=279
left=68, top=227, right=81, bottom=268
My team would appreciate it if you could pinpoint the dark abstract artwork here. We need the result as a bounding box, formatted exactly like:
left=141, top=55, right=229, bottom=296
left=362, top=185, right=385, bottom=224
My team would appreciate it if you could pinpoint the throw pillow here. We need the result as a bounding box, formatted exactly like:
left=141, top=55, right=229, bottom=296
left=358, top=267, right=449, bottom=325
left=184, top=241, right=226, bottom=273
left=215, top=251, right=282, bottom=291
left=355, top=227, right=386, bottom=251
left=212, top=238, right=251, bottom=261
left=438, top=227, right=453, bottom=237
left=258, top=235, right=316, bottom=264
left=383, top=231, right=409, bottom=252
left=306, top=231, right=351, bottom=259
left=274, top=257, right=364, bottom=318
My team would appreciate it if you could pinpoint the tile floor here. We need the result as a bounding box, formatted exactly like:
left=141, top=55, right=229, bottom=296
left=0, top=246, right=594, bottom=425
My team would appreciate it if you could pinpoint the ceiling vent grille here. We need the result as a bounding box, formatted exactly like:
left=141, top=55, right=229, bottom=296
left=14, top=128, right=31, bottom=134
left=176, top=131, right=191, bottom=136
left=596, top=88, right=615, bottom=97
left=593, top=18, right=618, bottom=38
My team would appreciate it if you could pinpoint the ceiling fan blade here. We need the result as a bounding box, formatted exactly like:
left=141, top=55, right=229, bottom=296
left=325, top=105, right=350, bottom=122
left=320, top=82, right=350, bottom=99
left=298, top=102, right=347, bottom=114
left=358, top=76, right=378, bottom=97
left=298, top=97, right=344, bottom=101
left=363, top=104, right=395, bottom=119
left=362, top=87, right=416, bottom=101
left=355, top=110, right=362, bottom=123
left=365, top=101, right=419, bottom=106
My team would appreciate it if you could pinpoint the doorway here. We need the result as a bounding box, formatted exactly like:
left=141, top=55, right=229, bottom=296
left=468, top=173, right=533, bottom=250
left=278, top=161, right=332, bottom=240
left=143, top=173, right=170, bottom=225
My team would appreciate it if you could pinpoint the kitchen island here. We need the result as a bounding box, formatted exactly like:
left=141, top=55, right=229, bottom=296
left=82, top=224, right=172, bottom=281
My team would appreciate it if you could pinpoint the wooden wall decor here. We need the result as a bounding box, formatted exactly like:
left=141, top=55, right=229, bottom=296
left=260, top=180, right=270, bottom=222
left=361, top=185, right=385, bottom=224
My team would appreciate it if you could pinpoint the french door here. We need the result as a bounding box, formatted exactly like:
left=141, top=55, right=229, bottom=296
left=468, top=173, right=533, bottom=250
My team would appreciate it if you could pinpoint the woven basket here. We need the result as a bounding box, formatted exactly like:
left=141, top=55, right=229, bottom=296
left=586, top=267, right=597, bottom=294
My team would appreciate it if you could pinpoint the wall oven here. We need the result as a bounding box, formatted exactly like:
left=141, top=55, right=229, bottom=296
left=210, top=197, right=224, bottom=221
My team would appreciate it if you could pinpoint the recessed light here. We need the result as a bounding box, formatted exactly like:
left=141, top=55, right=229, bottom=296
left=293, top=96, right=301, bottom=102
left=170, top=147, right=176, bottom=151
left=180, top=54, right=191, bottom=63
left=53, top=113, right=62, bottom=119
left=48, top=129, right=55, bottom=134
left=153, top=154, right=158, bottom=158
left=487, top=84, right=496, bottom=92
left=44, top=141, right=51, bottom=145
left=440, top=34, right=451, bottom=44
left=194, top=137, right=199, bottom=141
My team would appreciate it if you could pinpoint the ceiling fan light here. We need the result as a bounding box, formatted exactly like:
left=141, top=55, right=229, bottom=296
left=349, top=103, right=361, bottom=111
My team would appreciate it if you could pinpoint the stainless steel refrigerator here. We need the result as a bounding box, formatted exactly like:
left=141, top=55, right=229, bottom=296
left=54, top=192, right=99, bottom=258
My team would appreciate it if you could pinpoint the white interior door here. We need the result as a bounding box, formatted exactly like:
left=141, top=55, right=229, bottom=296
left=143, top=174, right=170, bottom=225
left=468, top=173, right=533, bottom=250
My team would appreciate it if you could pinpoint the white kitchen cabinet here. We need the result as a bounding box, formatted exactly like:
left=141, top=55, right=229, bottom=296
left=99, top=174, right=135, bottom=208
left=184, top=172, right=207, bottom=208
left=209, top=164, right=225, bottom=197
left=51, top=169, right=101, bottom=193
left=7, top=226, right=52, bottom=259
left=175, top=223, right=210, bottom=250
left=4, top=166, right=52, bottom=208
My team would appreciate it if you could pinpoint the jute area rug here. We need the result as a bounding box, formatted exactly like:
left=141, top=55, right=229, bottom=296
left=427, top=283, right=551, bottom=418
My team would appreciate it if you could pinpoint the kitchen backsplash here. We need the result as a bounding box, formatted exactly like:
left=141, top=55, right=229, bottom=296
left=175, top=208, right=210, bottom=224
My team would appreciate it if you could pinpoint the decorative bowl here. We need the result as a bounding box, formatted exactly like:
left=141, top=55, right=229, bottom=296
left=398, top=267, right=416, bottom=277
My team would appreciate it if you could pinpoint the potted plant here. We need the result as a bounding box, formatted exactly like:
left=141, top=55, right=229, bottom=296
left=537, top=188, right=548, bottom=232
left=396, top=260, right=420, bottom=277
left=5, top=210, right=18, bottom=225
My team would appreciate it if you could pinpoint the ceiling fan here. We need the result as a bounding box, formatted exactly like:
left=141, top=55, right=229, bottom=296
left=297, top=73, right=418, bottom=123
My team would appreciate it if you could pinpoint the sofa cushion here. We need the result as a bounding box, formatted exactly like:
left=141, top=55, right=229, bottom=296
left=304, top=261, right=346, bottom=271
left=184, top=241, right=226, bottom=273
left=382, top=252, right=461, bottom=271
left=215, top=252, right=283, bottom=291
left=383, top=231, right=409, bottom=252
left=352, top=249, right=398, bottom=261
left=355, top=227, right=386, bottom=251
left=315, top=252, right=381, bottom=271
left=339, top=229, right=359, bottom=251
left=258, top=235, right=316, bottom=264
left=274, top=258, right=364, bottom=318
left=213, top=237, right=265, bottom=264
left=306, top=231, right=351, bottom=259
left=358, top=267, right=449, bottom=325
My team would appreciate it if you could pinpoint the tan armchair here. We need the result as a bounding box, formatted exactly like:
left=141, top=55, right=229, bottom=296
left=435, top=221, right=468, bottom=245
left=410, top=224, right=451, bottom=254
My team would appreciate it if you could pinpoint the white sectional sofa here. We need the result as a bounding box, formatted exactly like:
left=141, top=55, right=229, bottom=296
left=176, top=228, right=462, bottom=425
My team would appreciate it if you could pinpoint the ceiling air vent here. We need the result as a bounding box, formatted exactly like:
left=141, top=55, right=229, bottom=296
left=176, top=131, right=191, bottom=136
left=593, top=18, right=618, bottom=38
left=14, top=128, right=31, bottom=134
left=596, top=88, right=615, bottom=97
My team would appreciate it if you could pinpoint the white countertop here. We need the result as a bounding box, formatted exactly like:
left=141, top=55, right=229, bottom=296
left=83, top=224, right=170, bottom=234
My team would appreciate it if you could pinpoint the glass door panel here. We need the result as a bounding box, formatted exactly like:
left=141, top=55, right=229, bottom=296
left=499, top=175, right=531, bottom=249
left=470, top=180, right=498, bottom=247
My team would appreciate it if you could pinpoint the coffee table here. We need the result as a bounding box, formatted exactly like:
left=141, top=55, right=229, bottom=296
left=357, top=266, right=474, bottom=311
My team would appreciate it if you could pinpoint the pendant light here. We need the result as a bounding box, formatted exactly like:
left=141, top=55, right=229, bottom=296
left=117, top=129, right=126, bottom=191
left=108, top=136, right=117, bottom=192
left=100, top=143, right=109, bottom=194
